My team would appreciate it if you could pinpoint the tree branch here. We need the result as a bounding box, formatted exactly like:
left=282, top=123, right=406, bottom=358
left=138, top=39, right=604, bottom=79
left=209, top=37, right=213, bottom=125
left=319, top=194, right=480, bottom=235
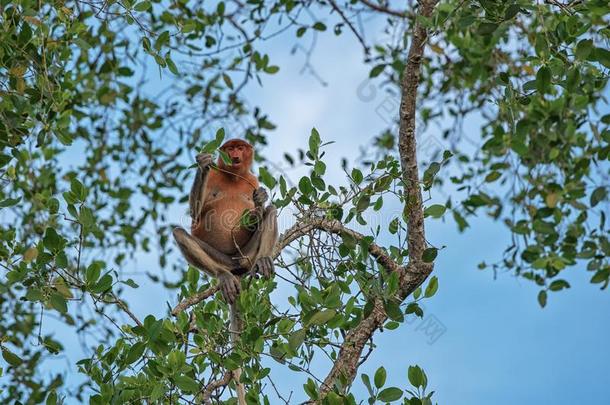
left=314, top=0, right=439, bottom=398
left=397, top=0, right=436, bottom=269
left=202, top=371, right=232, bottom=404
left=276, top=217, right=400, bottom=272
left=359, top=0, right=408, bottom=18
left=171, top=285, right=220, bottom=316
left=327, top=0, right=370, bottom=54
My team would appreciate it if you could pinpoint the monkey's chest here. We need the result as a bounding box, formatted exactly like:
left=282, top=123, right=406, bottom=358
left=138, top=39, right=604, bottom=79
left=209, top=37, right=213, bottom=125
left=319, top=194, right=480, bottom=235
left=192, top=189, right=255, bottom=254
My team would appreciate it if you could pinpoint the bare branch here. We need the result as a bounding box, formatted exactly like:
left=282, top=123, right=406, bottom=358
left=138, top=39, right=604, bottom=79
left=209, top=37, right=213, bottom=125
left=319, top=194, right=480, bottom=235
left=276, top=217, right=400, bottom=272
left=202, top=371, right=232, bottom=404
left=171, top=285, right=221, bottom=316
left=327, top=0, right=370, bottom=54
left=359, top=0, right=408, bottom=18
left=109, top=293, right=144, bottom=327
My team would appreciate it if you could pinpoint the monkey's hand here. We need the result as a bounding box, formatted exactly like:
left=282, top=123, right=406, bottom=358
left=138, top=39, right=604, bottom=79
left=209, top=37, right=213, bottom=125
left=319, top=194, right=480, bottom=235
left=252, top=187, right=268, bottom=208
left=196, top=153, right=214, bottom=171
left=218, top=272, right=241, bottom=304
left=252, top=256, right=274, bottom=279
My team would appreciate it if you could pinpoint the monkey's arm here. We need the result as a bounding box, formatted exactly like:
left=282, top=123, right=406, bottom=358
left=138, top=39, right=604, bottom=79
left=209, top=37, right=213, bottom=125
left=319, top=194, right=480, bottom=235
left=189, top=153, right=213, bottom=222
left=239, top=188, right=278, bottom=278
left=250, top=204, right=278, bottom=278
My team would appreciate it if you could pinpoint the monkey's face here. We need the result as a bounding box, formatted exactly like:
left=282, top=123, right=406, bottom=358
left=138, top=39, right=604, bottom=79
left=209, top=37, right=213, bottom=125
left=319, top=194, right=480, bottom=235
left=219, top=140, right=253, bottom=173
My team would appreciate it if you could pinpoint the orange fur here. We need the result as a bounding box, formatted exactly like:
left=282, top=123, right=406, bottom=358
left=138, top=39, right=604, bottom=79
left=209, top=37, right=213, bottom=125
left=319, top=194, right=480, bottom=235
left=192, top=139, right=259, bottom=255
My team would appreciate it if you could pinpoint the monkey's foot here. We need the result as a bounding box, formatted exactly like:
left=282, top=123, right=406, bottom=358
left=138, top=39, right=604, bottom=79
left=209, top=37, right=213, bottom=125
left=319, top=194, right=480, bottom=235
left=219, top=272, right=241, bottom=305
left=252, top=187, right=268, bottom=207
left=253, top=256, right=274, bottom=279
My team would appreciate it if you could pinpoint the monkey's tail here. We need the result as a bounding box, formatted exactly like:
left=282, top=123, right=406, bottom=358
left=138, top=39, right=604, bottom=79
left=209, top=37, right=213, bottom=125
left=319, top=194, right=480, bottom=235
left=230, top=302, right=247, bottom=405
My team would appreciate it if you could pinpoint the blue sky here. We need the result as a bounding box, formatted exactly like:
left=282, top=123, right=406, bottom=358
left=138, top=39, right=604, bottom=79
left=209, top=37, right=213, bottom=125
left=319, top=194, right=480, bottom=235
left=236, top=25, right=610, bottom=404
left=27, top=9, right=610, bottom=405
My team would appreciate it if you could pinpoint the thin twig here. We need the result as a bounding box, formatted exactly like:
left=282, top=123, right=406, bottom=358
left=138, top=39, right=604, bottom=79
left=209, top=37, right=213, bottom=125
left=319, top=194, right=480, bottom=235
left=328, top=0, right=370, bottom=54
left=359, top=0, right=408, bottom=18
left=171, top=285, right=221, bottom=316
left=202, top=371, right=232, bottom=404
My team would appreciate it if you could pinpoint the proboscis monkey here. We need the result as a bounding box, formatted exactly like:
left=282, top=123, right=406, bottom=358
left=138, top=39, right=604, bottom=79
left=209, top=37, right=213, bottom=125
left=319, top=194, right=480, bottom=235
left=172, top=138, right=278, bottom=403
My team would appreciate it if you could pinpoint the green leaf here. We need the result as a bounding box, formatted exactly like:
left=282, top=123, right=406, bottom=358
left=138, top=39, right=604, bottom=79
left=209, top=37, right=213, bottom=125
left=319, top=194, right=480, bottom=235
left=351, top=168, right=363, bottom=184
left=134, top=1, right=152, bottom=11
left=50, top=293, right=68, bottom=314
left=222, top=73, right=233, bottom=89
left=591, top=269, right=609, bottom=284
left=125, top=342, right=146, bottom=365
left=591, top=187, right=607, bottom=207
left=374, top=366, right=387, bottom=389
left=377, top=387, right=403, bottom=402
left=288, top=328, right=306, bottom=352
left=314, top=160, right=326, bottom=176
left=389, top=218, right=400, bottom=234
left=299, top=177, right=313, bottom=196
left=593, top=47, right=610, bottom=69
left=408, top=365, right=425, bottom=387
left=92, top=274, right=113, bottom=294
left=361, top=373, right=374, bottom=396
left=536, top=66, right=552, bottom=94
left=405, top=302, right=424, bottom=318
left=46, top=391, right=57, bottom=405
left=424, top=204, right=446, bottom=218
left=485, top=171, right=501, bottom=183
left=478, top=22, right=498, bottom=35
left=0, top=197, right=21, bottom=208
left=265, top=65, right=280, bottom=74
left=200, top=128, right=225, bottom=153
left=304, top=378, right=318, bottom=399
left=122, top=278, right=139, bottom=288
left=165, top=54, right=179, bottom=75
left=538, top=290, right=547, bottom=308
left=384, top=299, right=404, bottom=322
left=43, top=228, right=63, bottom=252
left=356, top=195, right=371, bottom=212
left=312, top=22, right=326, bottom=31
left=86, top=262, right=102, bottom=284
left=370, top=64, right=386, bottom=78
left=79, top=206, right=95, bottom=230
left=307, top=309, right=336, bottom=326
left=549, top=280, right=570, bottom=291
left=2, top=349, right=23, bottom=366
left=504, top=4, right=520, bottom=19
left=424, top=276, right=439, bottom=298
left=215, top=127, right=225, bottom=143
left=422, top=248, right=438, bottom=263
left=575, top=39, right=593, bottom=60
left=174, top=375, right=199, bottom=393
left=70, top=178, right=87, bottom=201
left=0, top=155, right=12, bottom=167
left=259, top=166, right=277, bottom=188
left=309, top=127, right=321, bottom=157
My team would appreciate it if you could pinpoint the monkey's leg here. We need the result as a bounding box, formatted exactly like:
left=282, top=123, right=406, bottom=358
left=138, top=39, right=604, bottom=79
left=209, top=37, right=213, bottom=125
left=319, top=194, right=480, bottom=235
left=174, top=228, right=247, bottom=403
left=172, top=227, right=241, bottom=304
left=238, top=205, right=278, bottom=278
